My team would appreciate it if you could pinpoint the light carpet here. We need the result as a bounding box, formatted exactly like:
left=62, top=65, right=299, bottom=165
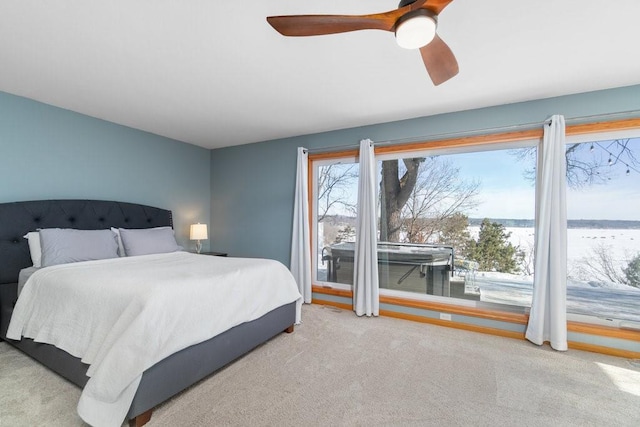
left=1, top=304, right=639, bottom=426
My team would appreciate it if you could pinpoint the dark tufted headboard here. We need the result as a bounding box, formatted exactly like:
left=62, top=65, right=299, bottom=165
left=0, top=199, right=173, bottom=285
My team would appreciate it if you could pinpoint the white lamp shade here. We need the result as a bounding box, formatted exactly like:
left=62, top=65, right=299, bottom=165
left=190, top=223, right=208, bottom=240
left=395, top=14, right=436, bottom=50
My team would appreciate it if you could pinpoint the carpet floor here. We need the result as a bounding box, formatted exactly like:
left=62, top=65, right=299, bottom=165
left=1, top=304, right=639, bottom=426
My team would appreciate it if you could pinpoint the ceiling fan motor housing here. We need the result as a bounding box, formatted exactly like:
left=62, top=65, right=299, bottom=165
left=395, top=9, right=438, bottom=49
left=399, top=0, right=419, bottom=7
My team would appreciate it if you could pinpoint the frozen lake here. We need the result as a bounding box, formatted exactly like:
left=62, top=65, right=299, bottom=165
left=469, top=226, right=640, bottom=274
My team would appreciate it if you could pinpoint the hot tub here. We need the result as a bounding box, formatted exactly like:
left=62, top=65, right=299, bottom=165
left=325, top=242, right=454, bottom=296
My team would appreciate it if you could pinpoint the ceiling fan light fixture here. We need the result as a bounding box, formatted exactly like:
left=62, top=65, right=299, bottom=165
left=395, top=10, right=437, bottom=50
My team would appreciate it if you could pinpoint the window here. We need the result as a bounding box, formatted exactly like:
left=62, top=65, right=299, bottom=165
left=314, top=156, right=358, bottom=287
left=310, top=120, right=640, bottom=328
left=564, top=134, right=640, bottom=324
left=312, top=142, right=538, bottom=312
left=376, top=144, right=536, bottom=308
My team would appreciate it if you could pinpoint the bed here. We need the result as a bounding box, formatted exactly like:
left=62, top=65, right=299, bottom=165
left=0, top=199, right=299, bottom=426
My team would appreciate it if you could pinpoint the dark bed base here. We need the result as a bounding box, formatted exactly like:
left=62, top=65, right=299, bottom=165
left=0, top=200, right=296, bottom=426
left=2, top=295, right=295, bottom=425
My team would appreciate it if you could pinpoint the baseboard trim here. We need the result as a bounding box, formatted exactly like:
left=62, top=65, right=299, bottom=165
left=379, top=309, right=526, bottom=340
left=568, top=341, right=640, bottom=359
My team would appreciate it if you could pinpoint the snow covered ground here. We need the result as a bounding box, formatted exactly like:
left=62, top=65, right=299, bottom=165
left=467, top=226, right=640, bottom=322
left=469, top=271, right=640, bottom=322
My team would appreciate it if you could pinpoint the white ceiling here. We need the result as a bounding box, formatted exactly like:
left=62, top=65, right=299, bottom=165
left=1, top=1, right=640, bottom=150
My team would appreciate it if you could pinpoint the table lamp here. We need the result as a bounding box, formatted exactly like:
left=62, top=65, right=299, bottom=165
left=190, top=223, right=208, bottom=254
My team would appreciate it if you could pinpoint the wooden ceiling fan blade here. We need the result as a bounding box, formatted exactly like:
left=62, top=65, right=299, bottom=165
left=267, top=14, right=396, bottom=37
left=419, top=34, right=459, bottom=85
left=424, top=0, right=456, bottom=15
left=266, top=1, right=430, bottom=37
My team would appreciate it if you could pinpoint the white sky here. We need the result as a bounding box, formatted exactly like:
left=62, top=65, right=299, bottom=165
left=320, top=137, right=640, bottom=221
left=450, top=139, right=640, bottom=221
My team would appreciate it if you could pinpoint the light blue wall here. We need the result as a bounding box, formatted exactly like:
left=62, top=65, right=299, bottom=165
left=0, top=91, right=211, bottom=250
left=210, top=84, right=640, bottom=264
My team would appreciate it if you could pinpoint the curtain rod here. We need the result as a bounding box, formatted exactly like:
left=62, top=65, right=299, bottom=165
left=304, top=109, right=640, bottom=154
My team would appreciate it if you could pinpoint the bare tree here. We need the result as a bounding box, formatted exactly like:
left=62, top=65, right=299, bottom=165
left=317, top=163, right=358, bottom=222
left=512, top=138, right=639, bottom=188
left=379, top=157, right=480, bottom=243
left=401, top=158, right=480, bottom=243
left=518, top=241, right=535, bottom=276
left=574, top=242, right=628, bottom=284
left=438, top=212, right=473, bottom=256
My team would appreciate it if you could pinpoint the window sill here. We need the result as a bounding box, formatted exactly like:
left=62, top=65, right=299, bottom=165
left=312, top=285, right=528, bottom=324
left=312, top=285, right=640, bottom=359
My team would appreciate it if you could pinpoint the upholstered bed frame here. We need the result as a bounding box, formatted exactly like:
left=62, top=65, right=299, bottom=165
left=0, top=199, right=296, bottom=426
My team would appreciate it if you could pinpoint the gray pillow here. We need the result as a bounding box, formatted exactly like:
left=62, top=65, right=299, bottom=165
left=40, top=228, right=120, bottom=267
left=118, top=227, right=181, bottom=256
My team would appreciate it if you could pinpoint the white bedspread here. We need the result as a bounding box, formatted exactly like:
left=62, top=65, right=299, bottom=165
left=7, top=252, right=302, bottom=427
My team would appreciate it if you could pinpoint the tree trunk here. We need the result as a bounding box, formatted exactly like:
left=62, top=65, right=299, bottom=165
left=380, top=158, right=422, bottom=242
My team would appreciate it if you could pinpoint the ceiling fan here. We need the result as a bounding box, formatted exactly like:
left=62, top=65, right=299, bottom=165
left=267, top=0, right=459, bottom=86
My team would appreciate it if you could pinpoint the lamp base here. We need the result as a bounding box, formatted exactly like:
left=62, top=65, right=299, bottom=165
left=195, top=240, right=202, bottom=254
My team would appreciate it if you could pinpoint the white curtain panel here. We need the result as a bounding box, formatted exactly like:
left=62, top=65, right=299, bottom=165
left=525, top=115, right=568, bottom=351
left=291, top=147, right=312, bottom=314
left=353, top=139, right=380, bottom=317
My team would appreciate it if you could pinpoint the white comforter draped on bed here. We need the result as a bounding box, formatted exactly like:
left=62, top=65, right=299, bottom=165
left=7, top=252, right=302, bottom=427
